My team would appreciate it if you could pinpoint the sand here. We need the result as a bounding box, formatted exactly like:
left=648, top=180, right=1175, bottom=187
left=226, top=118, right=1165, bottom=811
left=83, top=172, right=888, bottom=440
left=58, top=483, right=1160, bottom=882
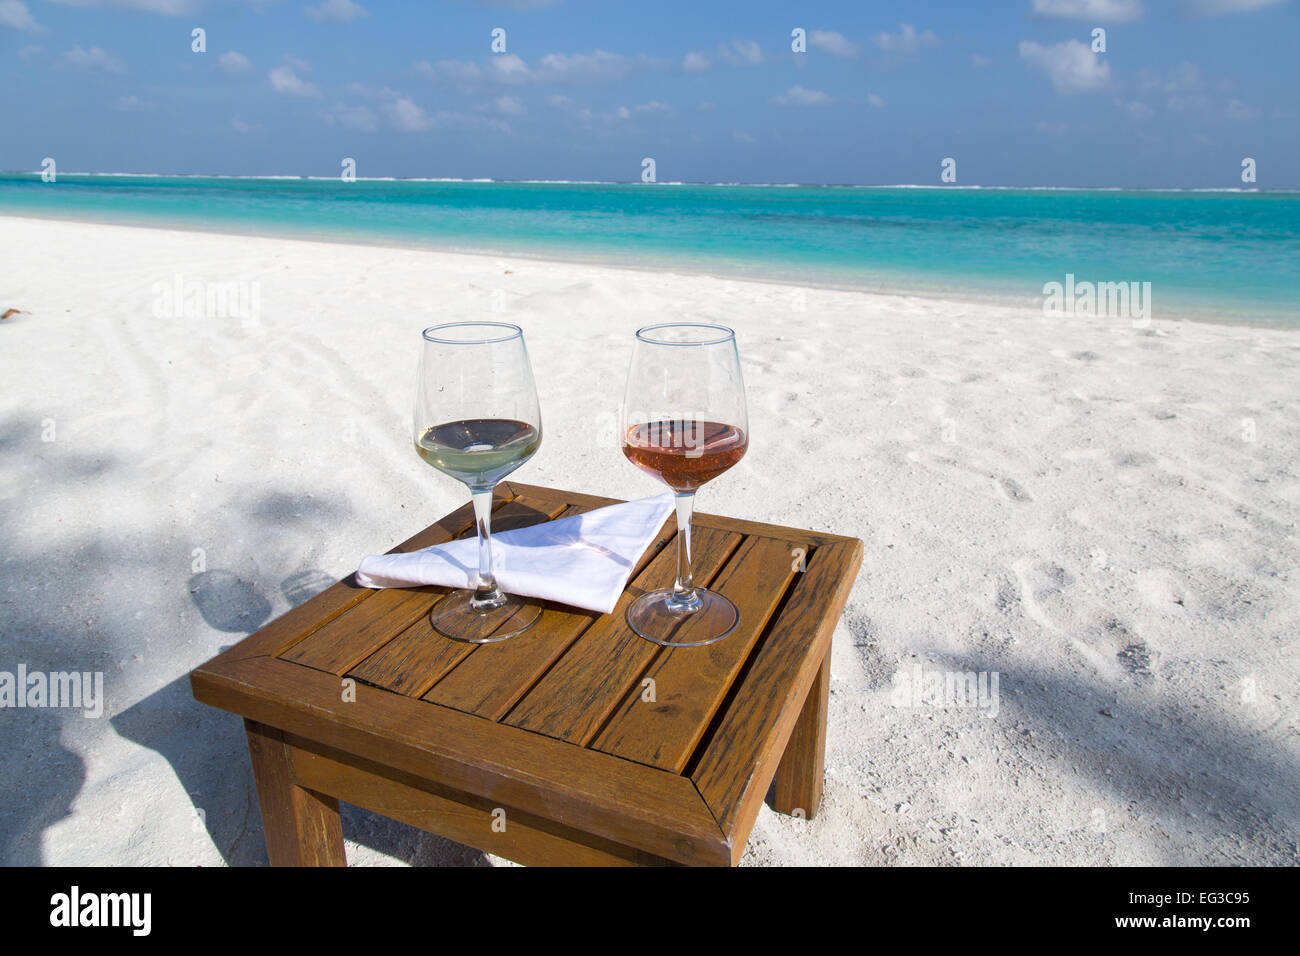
left=1, top=214, right=1297, bottom=866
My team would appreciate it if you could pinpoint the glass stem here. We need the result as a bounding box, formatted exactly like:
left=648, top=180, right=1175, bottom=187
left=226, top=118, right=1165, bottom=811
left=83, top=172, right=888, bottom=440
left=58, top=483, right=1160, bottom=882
left=470, top=488, right=506, bottom=611
left=669, top=492, right=703, bottom=610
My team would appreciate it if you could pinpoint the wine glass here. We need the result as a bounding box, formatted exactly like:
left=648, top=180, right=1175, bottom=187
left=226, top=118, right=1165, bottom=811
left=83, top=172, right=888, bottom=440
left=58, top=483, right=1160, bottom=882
left=414, top=321, right=543, bottom=643
left=620, top=323, right=749, bottom=646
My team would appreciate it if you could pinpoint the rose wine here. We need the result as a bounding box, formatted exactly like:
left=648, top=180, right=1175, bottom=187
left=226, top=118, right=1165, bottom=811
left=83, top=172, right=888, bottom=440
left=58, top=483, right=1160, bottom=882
left=416, top=418, right=540, bottom=488
left=622, top=420, right=747, bottom=493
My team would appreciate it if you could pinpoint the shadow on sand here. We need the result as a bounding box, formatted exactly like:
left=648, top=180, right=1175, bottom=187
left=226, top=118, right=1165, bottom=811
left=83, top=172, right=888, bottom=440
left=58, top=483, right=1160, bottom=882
left=6, top=402, right=1296, bottom=867
left=1, top=411, right=491, bottom=865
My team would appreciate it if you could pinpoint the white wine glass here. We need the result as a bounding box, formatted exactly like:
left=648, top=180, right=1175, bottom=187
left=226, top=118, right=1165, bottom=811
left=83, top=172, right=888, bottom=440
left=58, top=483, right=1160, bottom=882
left=620, top=323, right=749, bottom=646
left=414, top=321, right=543, bottom=643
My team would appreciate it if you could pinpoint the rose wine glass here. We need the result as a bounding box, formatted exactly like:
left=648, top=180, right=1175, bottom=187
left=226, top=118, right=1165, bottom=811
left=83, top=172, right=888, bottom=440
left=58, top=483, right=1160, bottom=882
left=414, top=321, right=543, bottom=643
left=620, top=323, right=749, bottom=646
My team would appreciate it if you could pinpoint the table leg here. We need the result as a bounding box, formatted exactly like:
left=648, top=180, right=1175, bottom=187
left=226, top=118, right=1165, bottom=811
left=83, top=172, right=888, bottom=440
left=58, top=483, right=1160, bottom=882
left=770, top=649, right=829, bottom=820
left=245, top=719, right=347, bottom=866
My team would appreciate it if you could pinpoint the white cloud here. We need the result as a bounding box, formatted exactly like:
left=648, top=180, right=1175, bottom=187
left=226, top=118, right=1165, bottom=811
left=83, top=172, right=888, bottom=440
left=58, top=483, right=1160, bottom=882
left=873, top=24, right=939, bottom=54
left=1036, top=120, right=1069, bottom=134
left=1135, top=60, right=1235, bottom=114
left=269, top=64, right=319, bottom=97
left=304, top=0, right=367, bottom=22
left=18, top=43, right=41, bottom=59
left=565, top=101, right=676, bottom=127
left=770, top=85, right=833, bottom=107
left=1138, top=61, right=1203, bottom=94
left=231, top=117, right=260, bottom=133
left=867, top=92, right=885, bottom=108
left=59, top=45, right=126, bottom=73
left=732, top=129, right=756, bottom=144
left=473, top=0, right=561, bottom=7
left=972, top=54, right=994, bottom=68
left=1180, top=0, right=1285, bottom=14
left=419, top=58, right=480, bottom=83
left=533, top=49, right=645, bottom=81
left=494, top=95, right=523, bottom=116
left=112, top=94, right=153, bottom=111
left=491, top=53, right=530, bottom=81
left=384, top=95, right=432, bottom=131
left=1018, top=39, right=1110, bottom=93
left=421, top=49, right=664, bottom=88
left=332, top=103, right=379, bottom=131
left=682, top=51, right=711, bottom=73
left=219, top=50, right=253, bottom=75
left=0, top=0, right=39, bottom=31
left=1224, top=98, right=1261, bottom=120
left=546, top=93, right=569, bottom=108
left=341, top=81, right=383, bottom=97
left=1119, top=99, right=1153, bottom=119
left=808, top=30, right=858, bottom=57
left=47, top=0, right=197, bottom=13
left=717, top=39, right=763, bottom=66
left=1031, top=0, right=1145, bottom=22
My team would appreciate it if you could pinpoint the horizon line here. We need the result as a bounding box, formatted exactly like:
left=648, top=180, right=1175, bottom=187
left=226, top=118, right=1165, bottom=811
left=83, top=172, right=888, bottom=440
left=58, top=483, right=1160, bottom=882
left=0, top=171, right=1294, bottom=192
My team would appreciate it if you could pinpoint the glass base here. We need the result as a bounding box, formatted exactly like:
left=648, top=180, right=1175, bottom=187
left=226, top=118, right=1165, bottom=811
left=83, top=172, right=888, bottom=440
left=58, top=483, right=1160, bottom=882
left=430, top=589, right=541, bottom=644
left=626, top=588, right=739, bottom=647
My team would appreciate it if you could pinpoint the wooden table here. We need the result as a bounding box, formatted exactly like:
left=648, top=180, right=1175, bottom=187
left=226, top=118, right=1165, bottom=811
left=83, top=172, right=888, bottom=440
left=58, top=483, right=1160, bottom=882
left=190, top=482, right=862, bottom=866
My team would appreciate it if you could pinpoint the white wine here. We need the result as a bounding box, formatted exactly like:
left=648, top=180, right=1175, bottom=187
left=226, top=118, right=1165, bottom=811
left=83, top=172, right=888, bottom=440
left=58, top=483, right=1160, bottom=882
left=415, top=418, right=540, bottom=488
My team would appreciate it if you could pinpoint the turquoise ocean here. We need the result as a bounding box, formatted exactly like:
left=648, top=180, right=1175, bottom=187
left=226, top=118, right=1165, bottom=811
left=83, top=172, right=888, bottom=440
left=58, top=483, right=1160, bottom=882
left=2, top=174, right=1297, bottom=326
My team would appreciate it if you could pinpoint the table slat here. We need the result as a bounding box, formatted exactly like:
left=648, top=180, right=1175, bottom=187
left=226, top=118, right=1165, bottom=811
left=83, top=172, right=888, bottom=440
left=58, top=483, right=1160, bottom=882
left=591, top=534, right=801, bottom=771
left=192, top=654, right=731, bottom=864
left=502, top=526, right=743, bottom=745
left=691, top=540, right=863, bottom=855
left=422, top=503, right=678, bottom=720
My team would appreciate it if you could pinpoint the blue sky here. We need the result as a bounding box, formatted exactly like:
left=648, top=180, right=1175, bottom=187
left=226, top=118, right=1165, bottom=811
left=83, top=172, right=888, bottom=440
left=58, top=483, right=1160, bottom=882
left=1, top=0, right=1297, bottom=186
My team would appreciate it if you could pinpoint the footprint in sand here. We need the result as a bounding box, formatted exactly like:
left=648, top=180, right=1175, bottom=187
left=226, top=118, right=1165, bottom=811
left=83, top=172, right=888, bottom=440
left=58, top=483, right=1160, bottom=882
left=1135, top=568, right=1192, bottom=612
left=763, top=389, right=824, bottom=432
left=1113, top=451, right=1157, bottom=469
left=1010, top=561, right=1136, bottom=677
left=908, top=450, right=1034, bottom=505
left=1088, top=618, right=1157, bottom=683
left=1009, top=560, right=1075, bottom=634
left=996, top=477, right=1032, bottom=502
left=1116, top=640, right=1156, bottom=679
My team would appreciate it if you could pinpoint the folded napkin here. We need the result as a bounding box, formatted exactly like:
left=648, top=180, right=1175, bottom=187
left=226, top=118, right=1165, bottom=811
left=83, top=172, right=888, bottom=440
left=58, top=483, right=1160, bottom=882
left=355, top=493, right=676, bottom=615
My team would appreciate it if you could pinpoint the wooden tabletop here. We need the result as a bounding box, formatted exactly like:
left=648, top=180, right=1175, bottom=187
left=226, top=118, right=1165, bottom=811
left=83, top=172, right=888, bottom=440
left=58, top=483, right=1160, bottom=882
left=191, top=482, right=862, bottom=866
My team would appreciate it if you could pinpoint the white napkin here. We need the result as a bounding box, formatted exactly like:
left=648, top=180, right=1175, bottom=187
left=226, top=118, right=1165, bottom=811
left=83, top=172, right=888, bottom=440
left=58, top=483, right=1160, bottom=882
left=355, top=493, right=676, bottom=615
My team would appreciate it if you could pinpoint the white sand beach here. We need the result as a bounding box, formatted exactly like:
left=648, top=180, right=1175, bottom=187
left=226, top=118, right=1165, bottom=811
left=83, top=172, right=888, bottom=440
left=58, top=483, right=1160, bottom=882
left=1, top=214, right=1297, bottom=866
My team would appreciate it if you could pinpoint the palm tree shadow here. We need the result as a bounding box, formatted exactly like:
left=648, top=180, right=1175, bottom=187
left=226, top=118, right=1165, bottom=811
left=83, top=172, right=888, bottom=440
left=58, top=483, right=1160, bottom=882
left=0, top=414, right=95, bottom=864
left=112, top=495, right=551, bottom=866
left=945, top=656, right=1300, bottom=862
left=0, top=713, right=84, bottom=865
left=112, top=668, right=495, bottom=866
